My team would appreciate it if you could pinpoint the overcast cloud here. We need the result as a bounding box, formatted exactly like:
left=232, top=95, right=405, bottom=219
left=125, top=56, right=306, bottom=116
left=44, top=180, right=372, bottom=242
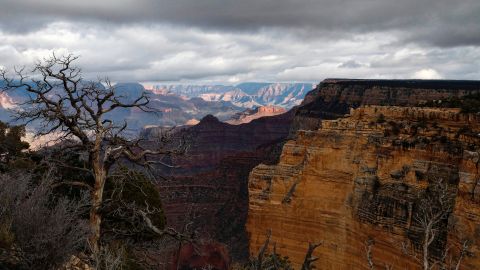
left=0, top=0, right=479, bottom=83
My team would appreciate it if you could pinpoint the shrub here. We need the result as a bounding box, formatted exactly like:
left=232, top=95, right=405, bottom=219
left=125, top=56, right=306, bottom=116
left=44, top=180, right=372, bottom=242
left=0, top=121, right=30, bottom=172
left=0, top=171, right=89, bottom=269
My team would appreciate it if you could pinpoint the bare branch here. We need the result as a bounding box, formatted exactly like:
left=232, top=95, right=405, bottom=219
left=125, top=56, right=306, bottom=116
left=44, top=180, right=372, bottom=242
left=301, top=242, right=322, bottom=270
left=138, top=209, right=194, bottom=243
left=365, top=238, right=375, bottom=270
left=51, top=181, right=93, bottom=190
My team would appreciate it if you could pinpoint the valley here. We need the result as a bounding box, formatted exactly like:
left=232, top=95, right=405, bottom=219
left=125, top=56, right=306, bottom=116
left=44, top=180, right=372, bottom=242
left=2, top=78, right=480, bottom=269
left=139, top=79, right=480, bottom=269
left=2, top=1, right=478, bottom=269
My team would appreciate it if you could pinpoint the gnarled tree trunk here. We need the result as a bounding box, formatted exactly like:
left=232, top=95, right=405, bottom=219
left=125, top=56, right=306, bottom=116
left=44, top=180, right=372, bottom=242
left=89, top=154, right=107, bottom=254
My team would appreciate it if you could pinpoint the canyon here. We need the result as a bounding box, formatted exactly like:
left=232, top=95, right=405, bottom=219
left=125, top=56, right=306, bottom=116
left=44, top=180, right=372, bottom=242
left=143, top=79, right=480, bottom=269
left=3, top=78, right=479, bottom=269
left=0, top=81, right=314, bottom=130
left=142, top=110, right=294, bottom=263
left=0, top=82, right=240, bottom=129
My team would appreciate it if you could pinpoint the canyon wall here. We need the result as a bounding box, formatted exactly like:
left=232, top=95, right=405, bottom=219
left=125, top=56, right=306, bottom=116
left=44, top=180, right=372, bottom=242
left=247, top=106, right=480, bottom=269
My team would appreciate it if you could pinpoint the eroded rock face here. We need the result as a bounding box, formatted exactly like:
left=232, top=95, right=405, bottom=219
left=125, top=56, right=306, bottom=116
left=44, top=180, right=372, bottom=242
left=247, top=106, right=480, bottom=269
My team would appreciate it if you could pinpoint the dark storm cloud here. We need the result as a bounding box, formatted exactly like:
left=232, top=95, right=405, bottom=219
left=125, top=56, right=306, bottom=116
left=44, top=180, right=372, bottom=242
left=338, top=60, right=363, bottom=69
left=1, top=0, right=479, bottom=47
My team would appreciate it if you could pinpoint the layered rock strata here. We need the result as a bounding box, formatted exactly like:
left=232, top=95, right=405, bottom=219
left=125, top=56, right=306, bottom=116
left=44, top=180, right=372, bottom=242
left=247, top=106, right=480, bottom=269
left=292, top=79, right=480, bottom=134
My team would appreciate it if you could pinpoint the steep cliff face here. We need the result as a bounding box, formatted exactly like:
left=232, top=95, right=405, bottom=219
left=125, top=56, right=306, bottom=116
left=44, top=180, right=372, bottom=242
left=247, top=106, right=480, bottom=269
left=292, top=79, right=480, bottom=133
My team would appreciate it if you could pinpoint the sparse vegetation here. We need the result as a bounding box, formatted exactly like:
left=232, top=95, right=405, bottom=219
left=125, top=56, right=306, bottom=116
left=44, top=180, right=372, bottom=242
left=0, top=121, right=29, bottom=172
left=242, top=231, right=321, bottom=270
left=0, top=171, right=89, bottom=269
left=0, top=54, right=194, bottom=269
left=419, top=93, right=480, bottom=113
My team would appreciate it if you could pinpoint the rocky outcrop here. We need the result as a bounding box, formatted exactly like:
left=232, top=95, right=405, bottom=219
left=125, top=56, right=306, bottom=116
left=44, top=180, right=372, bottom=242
left=247, top=106, right=480, bottom=269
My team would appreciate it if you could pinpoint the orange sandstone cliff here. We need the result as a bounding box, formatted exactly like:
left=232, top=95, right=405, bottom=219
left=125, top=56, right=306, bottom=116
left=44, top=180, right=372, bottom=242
left=247, top=106, right=480, bottom=269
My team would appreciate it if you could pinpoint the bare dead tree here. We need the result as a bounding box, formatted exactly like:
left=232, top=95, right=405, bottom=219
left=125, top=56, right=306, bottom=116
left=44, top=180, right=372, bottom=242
left=365, top=238, right=375, bottom=270
left=0, top=53, right=186, bottom=254
left=414, top=179, right=456, bottom=270
left=301, top=242, right=322, bottom=270
left=254, top=230, right=271, bottom=270
left=364, top=238, right=393, bottom=270
left=245, top=230, right=322, bottom=270
left=377, top=178, right=469, bottom=270
left=246, top=230, right=291, bottom=270
left=452, top=240, right=470, bottom=270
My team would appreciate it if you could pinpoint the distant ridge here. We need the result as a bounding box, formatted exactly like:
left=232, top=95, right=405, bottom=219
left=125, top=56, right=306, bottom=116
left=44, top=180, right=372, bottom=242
left=225, top=105, right=287, bottom=125
left=322, top=78, right=480, bottom=90
left=147, top=82, right=315, bottom=109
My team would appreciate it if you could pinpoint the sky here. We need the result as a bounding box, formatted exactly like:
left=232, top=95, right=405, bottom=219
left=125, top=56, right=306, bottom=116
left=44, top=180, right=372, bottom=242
left=0, top=0, right=479, bottom=84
